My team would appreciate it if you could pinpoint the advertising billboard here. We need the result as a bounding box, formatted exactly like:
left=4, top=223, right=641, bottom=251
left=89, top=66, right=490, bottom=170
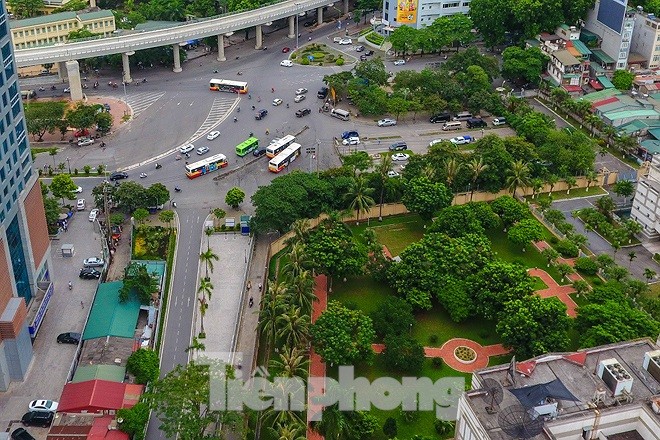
left=397, top=0, right=418, bottom=24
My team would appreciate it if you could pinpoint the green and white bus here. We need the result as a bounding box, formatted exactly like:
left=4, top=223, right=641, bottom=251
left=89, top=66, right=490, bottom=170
left=235, top=137, right=259, bottom=157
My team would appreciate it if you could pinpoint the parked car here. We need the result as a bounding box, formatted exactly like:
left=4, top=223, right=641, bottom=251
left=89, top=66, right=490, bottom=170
left=74, top=129, right=89, bottom=138
left=295, top=88, right=308, bottom=95
left=21, top=411, right=53, bottom=428
left=391, top=153, right=410, bottom=161
left=77, top=138, right=94, bottom=147
left=196, top=146, right=209, bottom=155
left=466, top=117, right=487, bottom=128
left=492, top=117, right=507, bottom=126
left=339, top=38, right=352, bottom=45
left=360, top=55, right=367, bottom=61
left=366, top=50, right=374, bottom=56
left=280, top=60, right=293, bottom=67
left=179, top=144, right=195, bottom=154
left=389, top=141, right=408, bottom=151
left=378, top=118, right=397, bottom=127
left=317, top=87, right=329, bottom=99
left=294, top=94, right=306, bottom=103
left=11, top=428, right=36, bottom=440
left=79, top=267, right=101, bottom=279
left=76, top=199, right=85, bottom=211
left=355, top=45, right=365, bottom=52
left=206, top=131, right=220, bottom=140
left=282, top=47, right=290, bottom=53
left=56, top=332, right=81, bottom=344
left=255, top=109, right=268, bottom=120
left=342, top=130, right=359, bottom=139
left=393, top=59, right=406, bottom=65
left=430, top=113, right=451, bottom=123
left=295, top=108, right=311, bottom=117
left=387, top=170, right=400, bottom=178
left=272, top=98, right=283, bottom=106
left=109, top=171, right=128, bottom=181
left=333, top=36, right=343, bottom=43
left=83, top=257, right=105, bottom=267
left=253, top=147, right=267, bottom=157
left=342, top=136, right=360, bottom=146
left=88, top=208, right=99, bottom=222
left=450, top=135, right=473, bottom=145
left=28, top=400, right=58, bottom=413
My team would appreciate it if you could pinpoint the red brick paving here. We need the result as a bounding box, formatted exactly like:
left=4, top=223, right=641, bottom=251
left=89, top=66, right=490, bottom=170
left=307, top=275, right=327, bottom=440
left=527, top=268, right=578, bottom=317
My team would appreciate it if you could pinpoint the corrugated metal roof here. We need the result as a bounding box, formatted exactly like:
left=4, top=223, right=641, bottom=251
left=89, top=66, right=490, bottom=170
left=59, top=380, right=127, bottom=412
left=553, top=49, right=580, bottom=66
left=592, top=96, right=619, bottom=108
left=571, top=40, right=592, bottom=55
left=82, top=281, right=140, bottom=340
left=71, top=365, right=127, bottom=383
left=640, top=139, right=660, bottom=153
left=591, top=48, right=615, bottom=64
left=604, top=108, right=660, bottom=120
left=78, top=10, right=114, bottom=20
left=580, top=88, right=621, bottom=102
left=596, top=75, right=615, bottom=88
left=10, top=11, right=77, bottom=29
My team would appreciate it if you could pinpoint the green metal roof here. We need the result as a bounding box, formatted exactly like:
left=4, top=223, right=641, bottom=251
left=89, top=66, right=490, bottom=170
left=603, top=108, right=660, bottom=120
left=571, top=40, right=592, bottom=55
left=640, top=139, right=660, bottom=153
left=82, top=281, right=141, bottom=340
left=596, top=75, right=615, bottom=88
left=78, top=10, right=114, bottom=20
left=580, top=88, right=621, bottom=102
left=580, top=29, right=598, bottom=42
left=10, top=11, right=77, bottom=28
left=71, top=364, right=127, bottom=383
left=525, top=39, right=540, bottom=47
left=591, top=49, right=615, bottom=64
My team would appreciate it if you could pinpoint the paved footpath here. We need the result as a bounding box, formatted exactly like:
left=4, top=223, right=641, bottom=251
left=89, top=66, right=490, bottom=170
left=307, top=275, right=328, bottom=440
left=527, top=268, right=578, bottom=317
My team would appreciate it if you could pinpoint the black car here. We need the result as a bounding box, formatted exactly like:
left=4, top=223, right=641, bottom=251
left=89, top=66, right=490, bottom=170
left=342, top=130, right=359, bottom=140
left=295, top=108, right=311, bottom=118
left=21, top=411, right=54, bottom=428
left=317, top=86, right=329, bottom=99
left=253, top=147, right=267, bottom=157
left=303, top=20, right=316, bottom=27
left=430, top=113, right=451, bottom=123
left=11, top=428, right=36, bottom=440
left=360, top=55, right=367, bottom=61
left=109, top=171, right=128, bottom=181
left=389, top=141, right=408, bottom=151
left=79, top=267, right=101, bottom=279
left=255, top=109, right=268, bottom=120
left=355, top=45, right=365, bottom=52
left=57, top=332, right=81, bottom=344
left=366, top=50, right=374, bottom=56
left=466, top=117, right=487, bottom=128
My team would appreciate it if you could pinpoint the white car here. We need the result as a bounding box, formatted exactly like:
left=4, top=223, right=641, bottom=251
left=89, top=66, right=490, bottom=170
left=342, top=136, right=360, bottom=146
left=429, top=139, right=444, bottom=147
left=207, top=131, right=220, bottom=140
left=280, top=60, right=293, bottom=67
left=294, top=94, right=306, bottom=103
left=272, top=98, right=283, bottom=106
left=73, top=186, right=83, bottom=193
left=179, top=144, right=194, bottom=154
left=196, top=146, right=209, bottom=155
left=339, top=38, right=352, bottom=45
left=333, top=37, right=343, bottom=43
left=378, top=118, right=397, bottom=127
left=391, top=153, right=410, bottom=161
left=449, top=136, right=473, bottom=145
left=83, top=257, right=105, bottom=267
left=88, top=208, right=99, bottom=222
left=29, top=400, right=58, bottom=413
left=387, top=170, right=400, bottom=178
left=393, top=59, right=406, bottom=66
left=295, top=88, right=308, bottom=95
left=77, top=138, right=94, bottom=147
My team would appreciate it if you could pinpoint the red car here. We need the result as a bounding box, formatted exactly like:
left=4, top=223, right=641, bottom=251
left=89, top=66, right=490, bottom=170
left=74, top=129, right=90, bottom=138
left=282, top=47, right=290, bottom=53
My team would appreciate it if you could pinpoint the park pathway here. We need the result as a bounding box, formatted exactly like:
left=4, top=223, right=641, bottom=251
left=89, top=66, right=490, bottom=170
left=527, top=268, right=579, bottom=317
left=307, top=275, right=328, bottom=440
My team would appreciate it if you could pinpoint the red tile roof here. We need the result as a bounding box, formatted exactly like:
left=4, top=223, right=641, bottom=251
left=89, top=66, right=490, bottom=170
left=592, top=96, right=619, bottom=108
left=89, top=416, right=129, bottom=440
left=58, top=380, right=144, bottom=413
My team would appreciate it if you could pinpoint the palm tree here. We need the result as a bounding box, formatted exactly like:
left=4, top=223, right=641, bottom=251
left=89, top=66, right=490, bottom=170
left=266, top=421, right=307, bottom=440
left=286, top=218, right=310, bottom=245
left=467, top=157, right=488, bottom=201
left=565, top=176, right=577, bottom=194
left=269, top=346, right=309, bottom=378
left=585, top=171, right=598, bottom=192
left=546, top=174, right=559, bottom=196
left=204, top=227, right=213, bottom=250
left=344, top=175, right=375, bottom=223
left=185, top=336, right=206, bottom=353
left=288, top=270, right=317, bottom=313
left=276, top=306, right=311, bottom=349
left=421, top=164, right=437, bottom=180
left=505, top=160, right=531, bottom=197
left=375, top=154, right=393, bottom=220
left=282, top=243, right=308, bottom=279
left=530, top=178, right=543, bottom=199
left=602, top=125, right=617, bottom=145
left=258, top=280, right=288, bottom=356
left=444, top=157, right=462, bottom=191
left=628, top=251, right=637, bottom=268
left=312, top=403, right=352, bottom=440
left=572, top=280, right=590, bottom=297
left=199, top=248, right=220, bottom=280
left=644, top=267, right=657, bottom=282
left=197, top=278, right=213, bottom=336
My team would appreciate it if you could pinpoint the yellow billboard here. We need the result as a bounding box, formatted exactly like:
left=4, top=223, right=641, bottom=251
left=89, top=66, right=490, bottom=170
left=397, top=0, right=418, bottom=24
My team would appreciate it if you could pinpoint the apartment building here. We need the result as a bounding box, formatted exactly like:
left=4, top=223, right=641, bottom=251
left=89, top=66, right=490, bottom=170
left=381, top=0, right=470, bottom=31
left=583, top=0, right=635, bottom=70
left=456, top=339, right=660, bottom=440
left=9, top=9, right=115, bottom=49
left=0, top=0, right=53, bottom=391
left=631, top=156, right=660, bottom=239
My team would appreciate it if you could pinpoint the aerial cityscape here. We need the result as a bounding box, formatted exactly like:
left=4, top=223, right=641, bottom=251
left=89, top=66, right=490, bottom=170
left=1, top=0, right=660, bottom=439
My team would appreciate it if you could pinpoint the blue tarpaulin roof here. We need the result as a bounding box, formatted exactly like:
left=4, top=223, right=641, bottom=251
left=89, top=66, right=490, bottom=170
left=509, top=379, right=580, bottom=408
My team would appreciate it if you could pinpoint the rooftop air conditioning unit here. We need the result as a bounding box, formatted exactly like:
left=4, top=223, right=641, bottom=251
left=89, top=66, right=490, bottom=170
left=570, top=26, right=577, bottom=31
left=597, top=359, right=634, bottom=396
left=643, top=350, right=660, bottom=384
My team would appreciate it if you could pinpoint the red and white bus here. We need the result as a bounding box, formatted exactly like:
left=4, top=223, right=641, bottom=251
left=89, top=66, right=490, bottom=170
left=209, top=79, right=248, bottom=94
left=185, top=153, right=228, bottom=179
left=265, top=135, right=296, bottom=158
left=268, top=143, right=301, bottom=173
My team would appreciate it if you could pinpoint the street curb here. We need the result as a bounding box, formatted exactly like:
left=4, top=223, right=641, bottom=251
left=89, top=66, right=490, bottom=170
left=157, top=212, right=180, bottom=368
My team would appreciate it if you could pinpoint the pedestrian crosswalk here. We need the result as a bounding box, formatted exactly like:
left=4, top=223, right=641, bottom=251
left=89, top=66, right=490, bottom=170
left=189, top=97, right=238, bottom=140
left=122, top=91, right=165, bottom=118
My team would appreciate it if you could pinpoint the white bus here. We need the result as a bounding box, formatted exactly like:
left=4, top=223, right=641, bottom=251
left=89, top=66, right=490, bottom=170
left=209, top=79, right=248, bottom=94
left=268, top=143, right=302, bottom=173
left=265, top=134, right=296, bottom=158
left=185, top=153, right=228, bottom=179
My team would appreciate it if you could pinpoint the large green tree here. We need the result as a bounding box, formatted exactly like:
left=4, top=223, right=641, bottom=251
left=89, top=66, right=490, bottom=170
left=126, top=348, right=160, bottom=384
left=117, top=402, right=149, bottom=440
left=7, top=0, right=43, bottom=17
left=50, top=174, right=78, bottom=204
left=119, top=262, right=160, bottom=303
left=115, top=181, right=149, bottom=213
left=502, top=46, right=549, bottom=85
left=370, top=296, right=415, bottom=339
left=468, top=0, right=510, bottom=47
left=304, top=219, right=367, bottom=280
left=382, top=334, right=425, bottom=374
left=310, top=300, right=375, bottom=366
left=65, top=103, right=99, bottom=132
left=611, top=69, right=635, bottom=91
left=24, top=101, right=67, bottom=142
left=354, top=58, right=389, bottom=86
left=401, top=176, right=452, bottom=220
left=507, top=218, right=544, bottom=250
left=388, top=25, right=419, bottom=55
left=469, top=260, right=534, bottom=320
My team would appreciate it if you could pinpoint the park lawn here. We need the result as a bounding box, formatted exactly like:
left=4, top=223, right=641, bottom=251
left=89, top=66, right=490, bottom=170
left=486, top=228, right=569, bottom=285
left=528, top=186, right=607, bottom=202
left=531, top=276, right=548, bottom=291
left=330, top=275, right=395, bottom=315
left=489, top=353, right=513, bottom=367
left=575, top=211, right=641, bottom=246
left=413, top=306, right=500, bottom=347
left=359, top=216, right=428, bottom=256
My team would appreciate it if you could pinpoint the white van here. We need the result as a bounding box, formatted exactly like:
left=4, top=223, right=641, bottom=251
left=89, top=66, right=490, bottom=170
left=76, top=199, right=86, bottom=211
left=330, top=108, right=350, bottom=121
left=492, top=117, right=507, bottom=126
left=453, top=111, right=473, bottom=121
left=442, top=121, right=462, bottom=131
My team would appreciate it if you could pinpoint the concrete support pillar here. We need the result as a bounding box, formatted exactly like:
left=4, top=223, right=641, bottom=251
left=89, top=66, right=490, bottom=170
left=343, top=0, right=349, bottom=15
left=173, top=44, right=182, bottom=73
left=317, top=7, right=323, bottom=25
left=288, top=15, right=296, bottom=39
left=121, top=52, right=132, bottom=83
left=66, top=60, right=83, bottom=101
left=255, top=25, right=263, bottom=50
left=217, top=35, right=226, bottom=61
left=57, top=61, right=68, bottom=80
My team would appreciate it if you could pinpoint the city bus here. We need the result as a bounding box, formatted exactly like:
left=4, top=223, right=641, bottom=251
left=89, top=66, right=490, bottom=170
left=268, top=143, right=301, bottom=173
left=185, top=153, right=228, bottom=179
left=265, top=135, right=296, bottom=158
left=209, top=79, right=248, bottom=94
left=235, top=137, right=259, bottom=157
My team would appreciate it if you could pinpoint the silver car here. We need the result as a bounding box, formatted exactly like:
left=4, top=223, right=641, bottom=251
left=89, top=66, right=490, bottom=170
left=294, top=94, right=306, bottom=103
left=378, top=118, right=397, bottom=127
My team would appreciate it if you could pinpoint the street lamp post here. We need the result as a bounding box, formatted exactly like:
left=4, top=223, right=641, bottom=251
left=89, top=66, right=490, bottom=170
left=66, top=157, right=71, bottom=174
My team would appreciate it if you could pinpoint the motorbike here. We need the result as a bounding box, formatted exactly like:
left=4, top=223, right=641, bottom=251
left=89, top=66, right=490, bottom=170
left=51, top=85, right=57, bottom=90
left=68, top=281, right=72, bottom=290
left=140, top=172, right=147, bottom=178
left=155, top=163, right=162, bottom=169
left=237, top=71, right=243, bottom=76
left=38, top=87, right=45, bottom=91
left=233, top=117, right=238, bottom=123
left=174, top=187, right=181, bottom=193
left=175, top=154, right=182, bottom=161
left=237, top=107, right=240, bottom=113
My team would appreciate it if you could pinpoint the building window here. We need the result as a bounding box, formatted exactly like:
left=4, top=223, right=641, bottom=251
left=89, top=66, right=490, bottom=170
left=654, top=55, right=660, bottom=61
left=6, top=213, right=32, bottom=303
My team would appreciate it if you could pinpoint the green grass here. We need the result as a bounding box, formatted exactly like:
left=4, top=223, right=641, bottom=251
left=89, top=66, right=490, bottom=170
left=350, top=214, right=428, bottom=256
left=531, top=276, right=548, bottom=291
left=489, top=353, right=513, bottom=367
left=365, top=31, right=385, bottom=46
left=31, top=147, right=57, bottom=155
left=529, top=186, right=608, bottom=202
left=575, top=211, right=641, bottom=246
left=156, top=230, right=176, bottom=352
left=331, top=275, right=396, bottom=315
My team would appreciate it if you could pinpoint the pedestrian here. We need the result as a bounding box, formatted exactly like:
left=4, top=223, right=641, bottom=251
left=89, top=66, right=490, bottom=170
left=481, top=128, right=485, bottom=137
left=249, top=296, right=254, bottom=308
left=80, top=301, right=84, bottom=309
left=247, top=280, right=252, bottom=291
left=258, top=283, right=262, bottom=292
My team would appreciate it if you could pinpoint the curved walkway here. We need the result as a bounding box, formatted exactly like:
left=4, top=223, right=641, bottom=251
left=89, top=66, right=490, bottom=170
left=527, top=268, right=578, bottom=317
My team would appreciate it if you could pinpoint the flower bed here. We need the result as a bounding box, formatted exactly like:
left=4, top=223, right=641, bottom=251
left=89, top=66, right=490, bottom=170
left=454, top=346, right=477, bottom=364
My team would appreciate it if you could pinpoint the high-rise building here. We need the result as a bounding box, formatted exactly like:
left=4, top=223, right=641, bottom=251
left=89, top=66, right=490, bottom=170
left=381, top=0, right=471, bottom=32
left=0, top=0, right=53, bottom=391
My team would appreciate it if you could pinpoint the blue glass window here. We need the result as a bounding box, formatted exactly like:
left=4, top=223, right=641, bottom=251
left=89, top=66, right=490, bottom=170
left=6, top=214, right=32, bottom=303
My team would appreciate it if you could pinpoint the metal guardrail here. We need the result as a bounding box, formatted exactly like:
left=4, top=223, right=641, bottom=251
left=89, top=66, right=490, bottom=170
left=13, top=0, right=338, bottom=66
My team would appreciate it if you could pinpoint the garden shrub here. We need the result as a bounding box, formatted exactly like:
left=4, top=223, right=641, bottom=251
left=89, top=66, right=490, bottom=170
left=428, top=334, right=438, bottom=344
left=592, top=278, right=603, bottom=286
left=555, top=239, right=579, bottom=258
left=301, top=58, right=310, bottom=65
left=311, top=52, right=325, bottom=60
left=574, top=257, right=598, bottom=275
left=548, top=236, right=559, bottom=245
left=431, top=357, right=443, bottom=369
left=556, top=221, right=574, bottom=235
left=336, top=58, right=345, bottom=66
